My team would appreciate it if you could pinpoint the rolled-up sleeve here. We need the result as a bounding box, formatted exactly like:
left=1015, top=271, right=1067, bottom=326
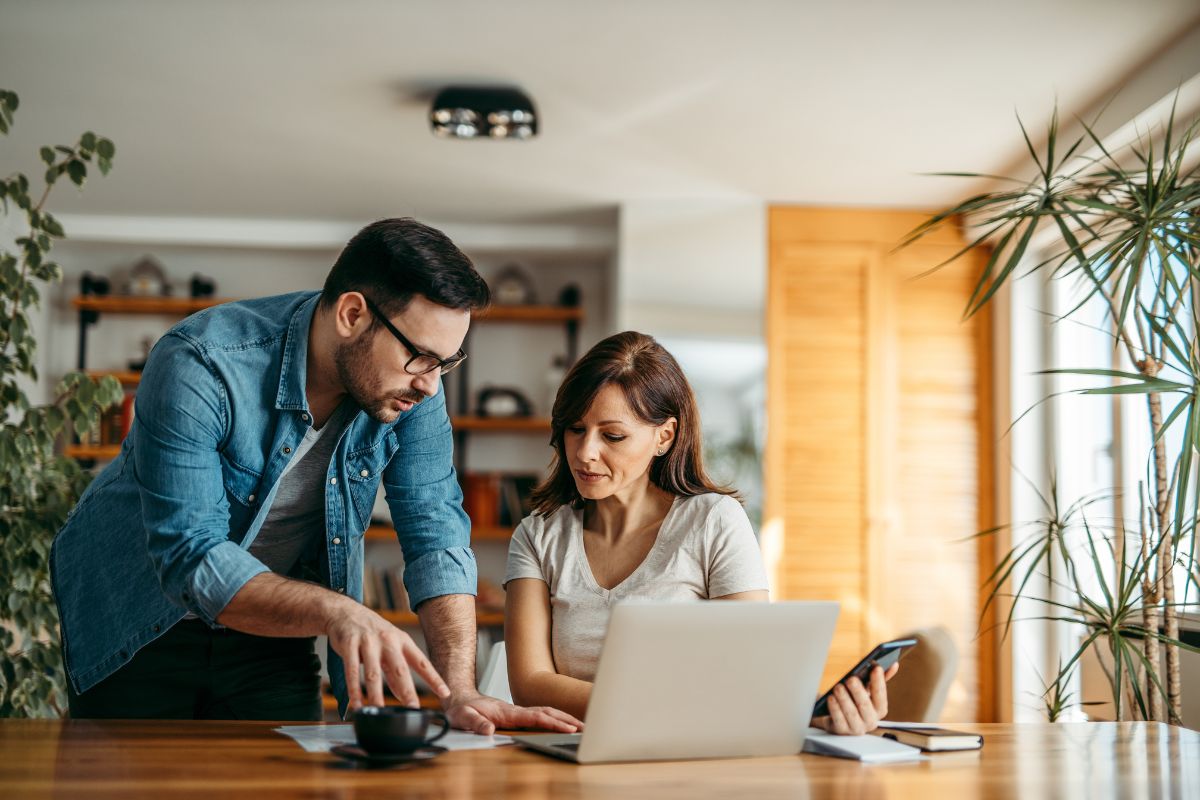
left=382, top=386, right=476, bottom=609
left=132, top=333, right=269, bottom=624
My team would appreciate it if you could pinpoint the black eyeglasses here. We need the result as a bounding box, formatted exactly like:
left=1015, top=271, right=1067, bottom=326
left=362, top=296, right=467, bottom=376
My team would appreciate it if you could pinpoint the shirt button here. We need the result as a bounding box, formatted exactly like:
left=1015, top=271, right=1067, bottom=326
left=332, top=537, right=342, bottom=545
left=248, top=494, right=256, bottom=503
left=301, top=413, right=310, bottom=422
left=337, top=587, right=346, bottom=594
left=360, top=469, right=369, bottom=477
left=330, top=477, right=337, bottom=485
left=282, top=446, right=292, bottom=455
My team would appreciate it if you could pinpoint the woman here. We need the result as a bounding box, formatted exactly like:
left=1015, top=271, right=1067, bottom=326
left=503, top=331, right=893, bottom=732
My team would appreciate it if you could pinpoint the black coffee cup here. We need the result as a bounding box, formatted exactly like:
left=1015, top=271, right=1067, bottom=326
left=352, top=706, right=450, bottom=754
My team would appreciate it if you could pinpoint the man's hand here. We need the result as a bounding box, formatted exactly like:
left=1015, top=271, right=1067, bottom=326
left=812, top=663, right=899, bottom=736
left=326, top=602, right=451, bottom=710
left=444, top=690, right=584, bottom=736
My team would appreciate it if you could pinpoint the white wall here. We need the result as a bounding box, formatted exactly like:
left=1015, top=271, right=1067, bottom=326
left=615, top=198, right=768, bottom=526
left=2, top=208, right=55, bottom=409
left=616, top=199, right=765, bottom=341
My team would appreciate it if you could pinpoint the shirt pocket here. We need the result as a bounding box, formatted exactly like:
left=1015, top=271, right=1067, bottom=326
left=221, top=457, right=264, bottom=537
left=346, top=434, right=397, bottom=530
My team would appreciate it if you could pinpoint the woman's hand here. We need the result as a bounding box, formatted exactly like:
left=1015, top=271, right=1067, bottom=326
left=812, top=663, right=899, bottom=735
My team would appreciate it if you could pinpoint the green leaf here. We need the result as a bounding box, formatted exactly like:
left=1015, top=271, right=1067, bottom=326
left=66, top=160, right=86, bottom=187
left=41, top=214, right=64, bottom=238
left=96, top=138, right=115, bottom=159
left=39, top=146, right=54, bottom=165
left=80, top=131, right=96, bottom=151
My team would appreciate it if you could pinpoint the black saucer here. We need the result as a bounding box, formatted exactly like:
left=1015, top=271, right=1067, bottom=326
left=330, top=744, right=447, bottom=768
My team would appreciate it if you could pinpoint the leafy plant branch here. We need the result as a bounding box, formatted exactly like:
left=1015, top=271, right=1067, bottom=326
left=0, top=89, right=123, bottom=718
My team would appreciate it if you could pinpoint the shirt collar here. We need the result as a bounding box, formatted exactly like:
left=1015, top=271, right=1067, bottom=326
left=275, top=292, right=321, bottom=412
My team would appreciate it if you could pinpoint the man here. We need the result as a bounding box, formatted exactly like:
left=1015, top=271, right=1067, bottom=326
left=52, top=218, right=580, bottom=734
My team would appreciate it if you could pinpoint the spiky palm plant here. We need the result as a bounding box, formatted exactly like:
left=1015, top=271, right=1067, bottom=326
left=907, top=100, right=1200, bottom=723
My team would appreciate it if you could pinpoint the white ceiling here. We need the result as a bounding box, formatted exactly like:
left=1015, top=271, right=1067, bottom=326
left=1, top=0, right=1198, bottom=225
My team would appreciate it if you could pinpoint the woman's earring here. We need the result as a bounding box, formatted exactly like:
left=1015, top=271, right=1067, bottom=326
left=656, top=448, right=667, bottom=456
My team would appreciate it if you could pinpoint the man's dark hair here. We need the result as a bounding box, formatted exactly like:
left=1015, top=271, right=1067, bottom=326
left=320, top=218, right=490, bottom=316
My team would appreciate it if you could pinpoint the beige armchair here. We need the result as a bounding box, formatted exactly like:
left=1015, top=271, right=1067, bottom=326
left=883, top=626, right=958, bottom=722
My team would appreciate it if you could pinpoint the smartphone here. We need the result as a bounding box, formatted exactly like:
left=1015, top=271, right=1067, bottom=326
left=811, top=638, right=917, bottom=718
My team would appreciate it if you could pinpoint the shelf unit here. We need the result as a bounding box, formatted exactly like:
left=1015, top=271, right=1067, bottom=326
left=448, top=303, right=578, bottom=473
left=72, top=296, right=230, bottom=370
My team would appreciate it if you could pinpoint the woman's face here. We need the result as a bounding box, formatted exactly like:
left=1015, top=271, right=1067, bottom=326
left=564, top=384, right=676, bottom=503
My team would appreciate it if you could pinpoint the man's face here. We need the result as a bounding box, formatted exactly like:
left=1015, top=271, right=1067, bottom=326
left=336, top=294, right=471, bottom=423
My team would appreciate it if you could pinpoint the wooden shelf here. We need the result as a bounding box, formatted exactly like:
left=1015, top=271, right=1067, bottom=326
left=451, top=416, right=551, bottom=432
left=86, top=370, right=142, bottom=386
left=473, top=305, right=583, bottom=323
left=366, top=524, right=512, bottom=542
left=378, top=609, right=504, bottom=627
left=72, top=296, right=230, bottom=315
left=64, top=444, right=121, bottom=460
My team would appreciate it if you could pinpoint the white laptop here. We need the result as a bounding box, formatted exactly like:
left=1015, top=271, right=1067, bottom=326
left=512, top=600, right=839, bottom=764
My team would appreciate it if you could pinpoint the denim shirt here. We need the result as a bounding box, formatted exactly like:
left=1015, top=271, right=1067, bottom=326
left=51, top=291, right=476, bottom=716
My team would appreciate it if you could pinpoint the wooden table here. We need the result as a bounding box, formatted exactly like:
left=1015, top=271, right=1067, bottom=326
left=1, top=720, right=1197, bottom=799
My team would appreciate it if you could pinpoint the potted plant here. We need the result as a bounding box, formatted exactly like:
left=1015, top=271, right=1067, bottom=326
left=905, top=102, right=1200, bottom=723
left=0, top=89, right=123, bottom=717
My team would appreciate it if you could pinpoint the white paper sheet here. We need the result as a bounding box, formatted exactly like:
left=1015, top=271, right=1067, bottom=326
left=274, top=723, right=512, bottom=753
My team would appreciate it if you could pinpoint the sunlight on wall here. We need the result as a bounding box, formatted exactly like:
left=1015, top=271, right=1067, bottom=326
left=760, top=515, right=785, bottom=599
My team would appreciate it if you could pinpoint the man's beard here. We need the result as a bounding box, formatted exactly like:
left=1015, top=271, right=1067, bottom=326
left=335, top=335, right=427, bottom=423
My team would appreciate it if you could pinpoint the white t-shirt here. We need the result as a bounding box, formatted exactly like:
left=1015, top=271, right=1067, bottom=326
left=503, top=493, right=770, bottom=682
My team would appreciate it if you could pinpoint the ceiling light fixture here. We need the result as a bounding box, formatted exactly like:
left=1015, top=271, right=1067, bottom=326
left=430, top=86, right=538, bottom=140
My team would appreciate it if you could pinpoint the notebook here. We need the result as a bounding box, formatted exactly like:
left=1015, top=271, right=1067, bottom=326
left=801, top=728, right=923, bottom=763
left=875, top=723, right=983, bottom=752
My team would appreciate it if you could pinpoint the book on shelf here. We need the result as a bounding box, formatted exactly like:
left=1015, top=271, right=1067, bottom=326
left=874, top=723, right=983, bottom=751
left=383, top=569, right=409, bottom=613
left=363, top=564, right=410, bottom=613
left=462, top=472, right=540, bottom=528
left=497, top=474, right=539, bottom=526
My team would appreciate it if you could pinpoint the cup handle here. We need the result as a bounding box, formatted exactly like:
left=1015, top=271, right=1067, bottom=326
left=424, top=710, right=451, bottom=746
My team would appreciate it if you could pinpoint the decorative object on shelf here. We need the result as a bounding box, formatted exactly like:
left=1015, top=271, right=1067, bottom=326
left=558, top=283, right=581, bottom=308
left=430, top=85, right=537, bottom=140
left=189, top=273, right=216, bottom=299
left=462, top=473, right=500, bottom=527
left=80, top=271, right=110, bottom=297
left=490, top=263, right=538, bottom=305
left=127, top=336, right=153, bottom=372
left=124, top=255, right=169, bottom=297
left=544, top=356, right=567, bottom=415
left=0, top=88, right=122, bottom=718
left=475, top=386, right=533, bottom=418
left=461, top=471, right=539, bottom=529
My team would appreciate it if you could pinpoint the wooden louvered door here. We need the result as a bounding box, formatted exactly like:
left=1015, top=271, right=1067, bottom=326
left=765, top=207, right=996, bottom=722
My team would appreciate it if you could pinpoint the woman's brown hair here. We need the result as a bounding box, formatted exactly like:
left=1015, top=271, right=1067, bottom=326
left=528, top=331, right=738, bottom=516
